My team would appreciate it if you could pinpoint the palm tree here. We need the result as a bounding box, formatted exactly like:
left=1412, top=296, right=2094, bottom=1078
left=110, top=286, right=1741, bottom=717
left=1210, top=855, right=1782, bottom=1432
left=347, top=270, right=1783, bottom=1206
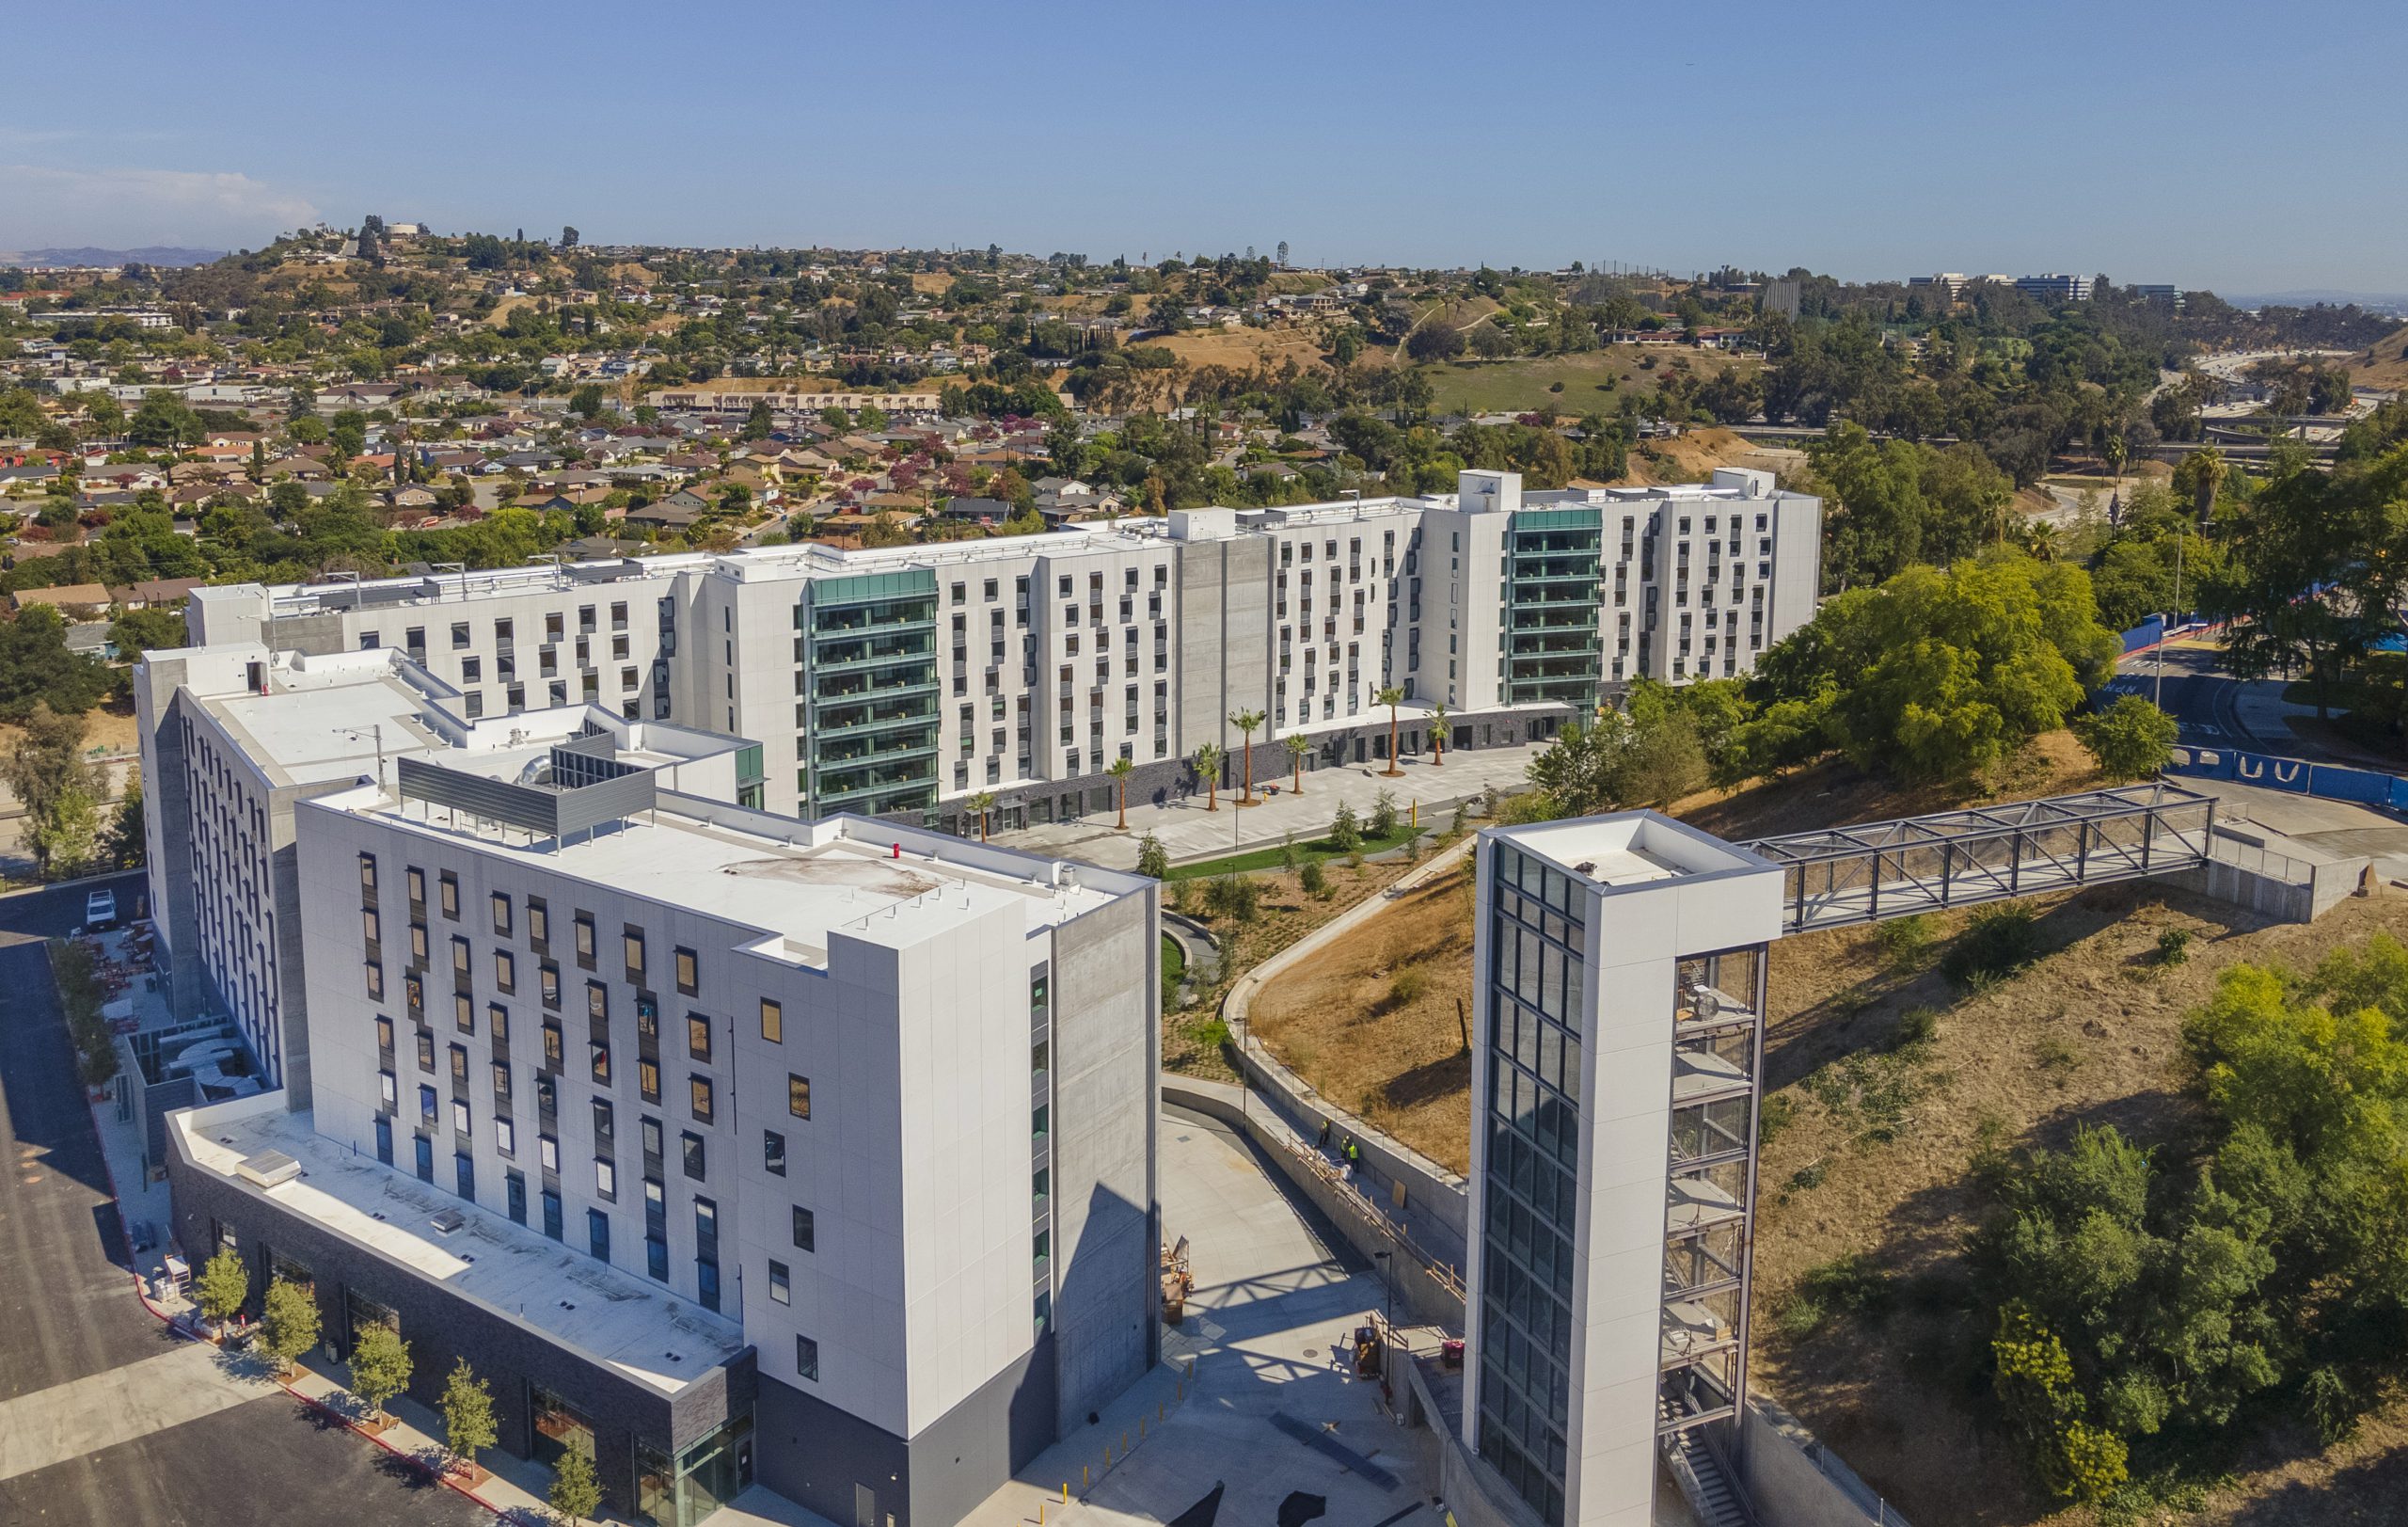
left=1376, top=686, right=1407, bottom=777
left=1430, top=702, right=1450, bottom=767
left=1284, top=733, right=1312, bottom=794
left=1229, top=709, right=1265, bottom=804
left=1193, top=743, right=1222, bottom=812
left=967, top=790, right=996, bottom=843
left=1106, top=756, right=1134, bottom=831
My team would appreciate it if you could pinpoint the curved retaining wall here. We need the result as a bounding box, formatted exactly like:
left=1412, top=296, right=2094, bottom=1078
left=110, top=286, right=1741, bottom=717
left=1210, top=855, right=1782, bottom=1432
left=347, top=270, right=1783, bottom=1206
left=1218, top=835, right=1478, bottom=1276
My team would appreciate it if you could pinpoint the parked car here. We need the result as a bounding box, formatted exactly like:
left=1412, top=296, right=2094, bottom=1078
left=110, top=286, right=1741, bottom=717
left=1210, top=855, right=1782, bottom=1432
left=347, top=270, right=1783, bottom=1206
left=85, top=888, right=118, bottom=931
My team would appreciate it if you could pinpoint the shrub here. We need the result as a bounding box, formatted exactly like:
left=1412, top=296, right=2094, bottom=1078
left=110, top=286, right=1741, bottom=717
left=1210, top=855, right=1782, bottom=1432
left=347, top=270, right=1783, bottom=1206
left=1370, top=788, right=1399, bottom=838
left=1298, top=860, right=1329, bottom=899
left=1386, top=967, right=1427, bottom=1010
left=1136, top=831, right=1170, bottom=880
left=1204, top=874, right=1259, bottom=923
left=1893, top=1006, right=1940, bottom=1049
left=1876, top=913, right=1935, bottom=970
left=2073, top=695, right=2178, bottom=782
left=2156, top=927, right=2193, bottom=966
left=1329, top=802, right=1362, bottom=852
left=1756, top=1092, right=1797, bottom=1149
left=1943, top=903, right=2044, bottom=987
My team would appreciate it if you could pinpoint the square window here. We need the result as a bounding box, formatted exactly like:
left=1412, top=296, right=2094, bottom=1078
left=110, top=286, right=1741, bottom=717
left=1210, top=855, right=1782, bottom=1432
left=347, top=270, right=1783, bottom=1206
left=687, top=1013, right=712, bottom=1063
left=490, top=892, right=511, bottom=936
left=764, top=1130, right=785, bottom=1176
left=438, top=872, right=459, bottom=919
left=496, top=1117, right=515, bottom=1156
left=639, top=1058, right=660, bottom=1104
left=768, top=1261, right=790, bottom=1305
left=595, top=1158, right=617, bottom=1201
left=675, top=946, right=698, bottom=995
left=792, top=1205, right=816, bottom=1251
left=690, top=1074, right=714, bottom=1123
left=540, top=1134, right=560, bottom=1172
left=681, top=1131, right=705, bottom=1181
left=590, top=1042, right=611, bottom=1085
left=787, top=1074, right=810, bottom=1121
left=796, top=1335, right=818, bottom=1381
left=623, top=931, right=645, bottom=981
left=759, top=998, right=782, bottom=1044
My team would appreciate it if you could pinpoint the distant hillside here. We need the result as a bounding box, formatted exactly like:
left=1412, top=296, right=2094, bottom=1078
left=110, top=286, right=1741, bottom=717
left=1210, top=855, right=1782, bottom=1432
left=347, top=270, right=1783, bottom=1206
left=2345, top=326, right=2408, bottom=391
left=0, top=246, right=225, bottom=268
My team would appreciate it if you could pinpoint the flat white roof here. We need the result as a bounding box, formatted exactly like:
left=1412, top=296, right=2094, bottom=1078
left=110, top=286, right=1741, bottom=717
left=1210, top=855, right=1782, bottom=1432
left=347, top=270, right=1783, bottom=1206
left=202, top=676, right=447, bottom=788
left=325, top=788, right=1123, bottom=964
left=173, top=1101, right=743, bottom=1395
left=1496, top=812, right=1775, bottom=892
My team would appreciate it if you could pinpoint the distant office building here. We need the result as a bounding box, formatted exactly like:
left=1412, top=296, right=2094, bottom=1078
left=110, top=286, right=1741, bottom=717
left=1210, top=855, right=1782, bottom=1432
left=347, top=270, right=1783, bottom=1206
left=2132, top=283, right=2184, bottom=308
left=1755, top=279, right=1800, bottom=319
left=2012, top=273, right=2095, bottom=303
left=1905, top=272, right=1969, bottom=302
left=1464, top=814, right=1783, bottom=1527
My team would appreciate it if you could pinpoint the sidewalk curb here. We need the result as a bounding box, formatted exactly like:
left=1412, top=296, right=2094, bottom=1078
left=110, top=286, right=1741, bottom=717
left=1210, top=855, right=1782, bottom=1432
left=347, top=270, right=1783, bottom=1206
left=275, top=1382, right=515, bottom=1519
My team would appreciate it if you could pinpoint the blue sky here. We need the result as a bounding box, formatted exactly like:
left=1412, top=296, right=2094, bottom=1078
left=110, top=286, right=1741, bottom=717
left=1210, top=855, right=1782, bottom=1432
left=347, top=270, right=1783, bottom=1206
left=6, top=0, right=2403, bottom=295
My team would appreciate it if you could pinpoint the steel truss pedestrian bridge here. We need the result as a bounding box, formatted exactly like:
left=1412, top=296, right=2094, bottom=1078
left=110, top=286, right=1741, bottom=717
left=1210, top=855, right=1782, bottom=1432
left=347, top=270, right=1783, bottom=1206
left=1740, top=783, right=2218, bottom=933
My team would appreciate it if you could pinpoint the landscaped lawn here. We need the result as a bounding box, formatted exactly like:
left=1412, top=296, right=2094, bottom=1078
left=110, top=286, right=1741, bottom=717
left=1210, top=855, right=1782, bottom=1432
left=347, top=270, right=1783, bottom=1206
left=1163, top=820, right=1427, bottom=881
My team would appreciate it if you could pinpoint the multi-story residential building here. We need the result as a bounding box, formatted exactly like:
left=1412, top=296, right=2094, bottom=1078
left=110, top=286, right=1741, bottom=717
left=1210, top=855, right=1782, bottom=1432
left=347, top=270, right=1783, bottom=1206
left=184, top=469, right=1820, bottom=839
left=1464, top=813, right=1783, bottom=1527
left=131, top=643, right=763, bottom=1095
left=158, top=679, right=1158, bottom=1527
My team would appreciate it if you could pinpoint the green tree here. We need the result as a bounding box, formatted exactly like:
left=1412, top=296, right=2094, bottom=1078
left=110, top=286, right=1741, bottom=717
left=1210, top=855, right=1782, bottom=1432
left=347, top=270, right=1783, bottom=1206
left=440, top=1358, right=498, bottom=1474
left=1376, top=686, right=1407, bottom=777
left=1329, top=801, right=1362, bottom=852
left=126, top=390, right=201, bottom=452
left=1284, top=733, right=1312, bottom=793
left=742, top=399, right=774, bottom=440
left=1759, top=556, right=2117, bottom=782
left=549, top=1440, right=602, bottom=1524
left=103, top=766, right=145, bottom=869
left=1228, top=709, right=1264, bottom=803
left=4, top=704, right=105, bottom=879
left=1136, top=830, right=1170, bottom=880
left=2072, top=695, right=2178, bottom=781
left=569, top=384, right=606, bottom=421
left=109, top=606, right=188, bottom=660
left=1369, top=787, right=1398, bottom=838
left=195, top=1247, right=249, bottom=1329
left=327, top=409, right=369, bottom=462
left=2207, top=455, right=2371, bottom=720
left=1192, top=742, right=1222, bottom=811
left=0, top=606, right=112, bottom=719
left=1107, top=754, right=1135, bottom=830
left=347, top=1321, right=412, bottom=1424
left=261, top=1278, right=321, bottom=1376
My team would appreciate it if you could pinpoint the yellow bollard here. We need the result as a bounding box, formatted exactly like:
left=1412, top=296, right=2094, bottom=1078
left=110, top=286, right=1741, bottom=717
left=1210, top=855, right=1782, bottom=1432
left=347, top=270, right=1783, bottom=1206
left=1084, top=1465, right=1091, bottom=1489
left=1038, top=1503, right=1046, bottom=1526
left=1104, top=1442, right=1113, bottom=1466
left=1121, top=1430, right=1129, bottom=1453
left=1063, top=1485, right=1070, bottom=1505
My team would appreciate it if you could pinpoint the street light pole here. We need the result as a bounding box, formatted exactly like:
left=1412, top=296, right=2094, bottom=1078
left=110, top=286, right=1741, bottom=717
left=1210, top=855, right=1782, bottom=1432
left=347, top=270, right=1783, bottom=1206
left=2154, top=527, right=2185, bottom=711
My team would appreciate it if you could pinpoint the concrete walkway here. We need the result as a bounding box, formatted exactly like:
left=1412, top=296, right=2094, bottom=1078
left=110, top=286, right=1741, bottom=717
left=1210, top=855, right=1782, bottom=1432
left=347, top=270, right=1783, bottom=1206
left=0, top=1341, right=274, bottom=1483
left=285, top=1355, right=567, bottom=1523
left=958, top=1107, right=1423, bottom=1527
left=995, top=746, right=1541, bottom=871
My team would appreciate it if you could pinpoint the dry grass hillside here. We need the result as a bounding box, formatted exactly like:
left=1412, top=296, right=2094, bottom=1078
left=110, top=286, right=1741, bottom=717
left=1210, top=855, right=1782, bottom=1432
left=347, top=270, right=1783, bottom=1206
left=1247, top=735, right=2106, bottom=1173
left=1244, top=728, right=2408, bottom=1522
left=2343, top=326, right=2408, bottom=390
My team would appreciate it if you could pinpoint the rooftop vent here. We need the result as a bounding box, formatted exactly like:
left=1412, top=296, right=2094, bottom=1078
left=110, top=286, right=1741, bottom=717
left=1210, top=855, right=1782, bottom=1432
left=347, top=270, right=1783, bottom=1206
left=429, top=1208, right=467, bottom=1235
left=234, top=1150, right=302, bottom=1188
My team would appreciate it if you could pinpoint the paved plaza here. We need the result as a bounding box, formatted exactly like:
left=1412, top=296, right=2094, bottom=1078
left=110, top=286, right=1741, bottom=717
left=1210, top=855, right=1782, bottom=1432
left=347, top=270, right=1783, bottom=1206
left=994, top=742, right=1546, bottom=870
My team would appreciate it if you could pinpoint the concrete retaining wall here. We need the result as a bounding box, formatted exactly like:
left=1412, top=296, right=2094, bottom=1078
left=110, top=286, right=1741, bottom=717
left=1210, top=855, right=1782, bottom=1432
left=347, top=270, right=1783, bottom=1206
left=2167, top=853, right=2371, bottom=923
left=1160, top=1074, right=1465, bottom=1330
left=1221, top=837, right=1478, bottom=1271
left=1737, top=1394, right=1915, bottom=1527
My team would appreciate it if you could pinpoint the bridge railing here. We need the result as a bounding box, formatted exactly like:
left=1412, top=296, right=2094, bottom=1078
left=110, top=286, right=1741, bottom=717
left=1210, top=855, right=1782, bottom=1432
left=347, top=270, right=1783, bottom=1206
left=1741, top=784, right=2217, bottom=933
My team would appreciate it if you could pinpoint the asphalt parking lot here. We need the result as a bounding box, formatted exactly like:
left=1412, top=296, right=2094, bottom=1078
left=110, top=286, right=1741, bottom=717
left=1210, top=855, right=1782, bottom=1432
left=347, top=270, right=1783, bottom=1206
left=0, top=874, right=487, bottom=1527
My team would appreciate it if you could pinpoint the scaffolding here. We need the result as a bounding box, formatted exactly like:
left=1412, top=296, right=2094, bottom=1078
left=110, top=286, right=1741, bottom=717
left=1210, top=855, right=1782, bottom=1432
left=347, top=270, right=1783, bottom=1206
left=1741, top=783, right=2217, bottom=933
